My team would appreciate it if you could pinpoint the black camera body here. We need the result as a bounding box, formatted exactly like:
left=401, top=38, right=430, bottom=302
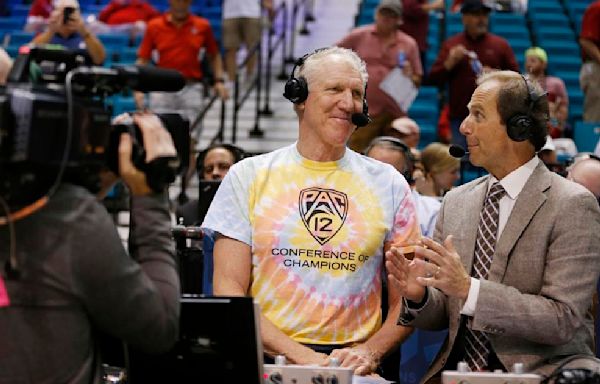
left=0, top=46, right=189, bottom=205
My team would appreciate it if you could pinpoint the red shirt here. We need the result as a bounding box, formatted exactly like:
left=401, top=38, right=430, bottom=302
left=428, top=32, right=519, bottom=120
left=337, top=25, right=423, bottom=118
left=98, top=0, right=160, bottom=25
left=28, top=0, right=53, bottom=18
left=400, top=0, right=429, bottom=52
left=138, top=13, right=218, bottom=80
left=580, top=1, right=600, bottom=62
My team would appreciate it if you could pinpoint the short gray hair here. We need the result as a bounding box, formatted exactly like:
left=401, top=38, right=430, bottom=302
left=296, top=46, right=368, bottom=91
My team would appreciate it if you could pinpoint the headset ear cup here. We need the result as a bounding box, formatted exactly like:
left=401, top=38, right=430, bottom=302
left=507, top=114, right=532, bottom=142
left=283, top=77, right=308, bottom=104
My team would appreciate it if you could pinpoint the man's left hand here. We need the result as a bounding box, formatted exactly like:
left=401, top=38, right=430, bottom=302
left=327, top=345, right=380, bottom=376
left=414, top=236, right=471, bottom=300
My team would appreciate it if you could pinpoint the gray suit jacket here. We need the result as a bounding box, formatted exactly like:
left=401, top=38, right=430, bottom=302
left=400, top=161, right=600, bottom=383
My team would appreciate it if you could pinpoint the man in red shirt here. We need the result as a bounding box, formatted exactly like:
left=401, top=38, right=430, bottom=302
left=428, top=0, right=519, bottom=149
left=579, top=0, right=600, bottom=122
left=135, top=0, right=228, bottom=127
left=337, top=0, right=423, bottom=153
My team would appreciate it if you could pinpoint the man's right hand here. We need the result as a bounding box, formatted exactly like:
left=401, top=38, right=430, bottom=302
left=117, top=112, right=176, bottom=196
left=445, top=44, right=468, bottom=70
left=385, top=247, right=427, bottom=302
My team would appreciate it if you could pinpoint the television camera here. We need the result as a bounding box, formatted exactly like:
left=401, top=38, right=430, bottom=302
left=0, top=45, right=190, bottom=208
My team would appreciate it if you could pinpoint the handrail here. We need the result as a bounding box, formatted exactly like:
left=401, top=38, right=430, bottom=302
left=261, top=1, right=288, bottom=116
left=286, top=0, right=310, bottom=63
left=231, top=40, right=263, bottom=142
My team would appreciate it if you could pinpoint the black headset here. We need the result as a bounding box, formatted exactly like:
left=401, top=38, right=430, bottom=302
left=506, top=74, right=547, bottom=142
left=364, top=136, right=415, bottom=183
left=283, top=48, right=370, bottom=121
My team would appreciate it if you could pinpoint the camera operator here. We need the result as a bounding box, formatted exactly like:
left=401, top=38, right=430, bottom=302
left=30, top=0, right=106, bottom=65
left=0, top=112, right=180, bottom=383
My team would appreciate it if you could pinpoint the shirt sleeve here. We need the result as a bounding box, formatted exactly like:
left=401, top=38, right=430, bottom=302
left=203, top=21, right=219, bottom=56
left=137, top=21, right=155, bottom=60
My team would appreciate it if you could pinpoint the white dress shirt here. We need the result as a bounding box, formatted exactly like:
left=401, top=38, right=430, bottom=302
left=461, top=156, right=540, bottom=315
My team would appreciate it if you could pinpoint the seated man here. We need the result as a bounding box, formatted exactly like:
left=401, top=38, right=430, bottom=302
left=203, top=46, right=420, bottom=377
left=387, top=70, right=600, bottom=382
left=30, top=0, right=106, bottom=65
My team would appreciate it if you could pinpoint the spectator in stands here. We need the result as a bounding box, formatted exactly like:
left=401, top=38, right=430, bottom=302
left=176, top=143, right=244, bottom=226
left=25, top=0, right=54, bottom=33
left=30, top=0, right=106, bottom=65
left=0, top=47, right=12, bottom=85
left=337, top=0, right=423, bottom=153
left=568, top=156, right=600, bottom=203
left=222, top=0, right=273, bottom=86
left=428, top=0, right=519, bottom=148
left=88, top=0, right=160, bottom=39
left=416, top=142, right=460, bottom=199
left=579, top=0, right=600, bottom=122
left=203, top=46, right=420, bottom=378
left=537, top=136, right=567, bottom=176
left=366, top=136, right=440, bottom=237
left=400, top=0, right=444, bottom=73
left=525, top=47, right=569, bottom=138
left=389, top=116, right=420, bottom=149
left=135, top=0, right=228, bottom=125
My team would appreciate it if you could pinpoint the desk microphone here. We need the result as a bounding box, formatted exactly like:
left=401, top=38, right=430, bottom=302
left=449, top=144, right=469, bottom=158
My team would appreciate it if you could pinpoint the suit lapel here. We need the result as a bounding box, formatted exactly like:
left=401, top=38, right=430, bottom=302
left=489, top=162, right=551, bottom=282
left=459, top=177, right=489, bottom=276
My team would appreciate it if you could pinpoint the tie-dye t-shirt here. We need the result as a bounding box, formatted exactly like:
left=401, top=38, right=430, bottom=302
left=202, top=144, right=420, bottom=345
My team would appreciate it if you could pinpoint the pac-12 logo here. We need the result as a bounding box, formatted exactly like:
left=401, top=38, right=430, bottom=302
left=299, top=188, right=348, bottom=245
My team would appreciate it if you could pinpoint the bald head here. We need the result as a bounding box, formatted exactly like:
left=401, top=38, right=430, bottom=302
left=568, top=158, right=600, bottom=199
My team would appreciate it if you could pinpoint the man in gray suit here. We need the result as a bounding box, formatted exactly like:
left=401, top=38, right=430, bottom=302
left=386, top=70, right=600, bottom=383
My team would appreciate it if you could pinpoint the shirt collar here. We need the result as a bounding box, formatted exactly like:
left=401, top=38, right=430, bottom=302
left=489, top=156, right=539, bottom=200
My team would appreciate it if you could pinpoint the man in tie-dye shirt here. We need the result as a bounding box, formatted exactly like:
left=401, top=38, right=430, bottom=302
left=202, top=46, right=421, bottom=376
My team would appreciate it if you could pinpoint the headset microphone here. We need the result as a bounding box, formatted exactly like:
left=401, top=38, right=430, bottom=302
left=351, top=112, right=370, bottom=127
left=449, top=144, right=469, bottom=158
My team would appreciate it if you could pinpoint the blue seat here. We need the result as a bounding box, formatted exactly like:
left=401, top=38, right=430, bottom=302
left=548, top=56, right=582, bottom=73
left=111, top=95, right=137, bottom=116
left=491, top=25, right=529, bottom=40
left=10, top=5, right=30, bottom=18
left=5, top=45, right=18, bottom=58
left=533, top=25, right=575, bottom=41
left=565, top=2, right=591, bottom=19
left=416, top=86, right=439, bottom=101
left=97, top=33, right=130, bottom=48
left=0, top=17, right=25, bottom=31
left=529, top=12, right=570, bottom=27
left=527, top=0, right=562, bottom=14
left=490, top=13, right=527, bottom=27
left=113, top=47, right=138, bottom=64
left=447, top=23, right=463, bottom=36
left=6, top=31, right=34, bottom=46
left=573, top=121, right=600, bottom=152
left=540, top=41, right=581, bottom=58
